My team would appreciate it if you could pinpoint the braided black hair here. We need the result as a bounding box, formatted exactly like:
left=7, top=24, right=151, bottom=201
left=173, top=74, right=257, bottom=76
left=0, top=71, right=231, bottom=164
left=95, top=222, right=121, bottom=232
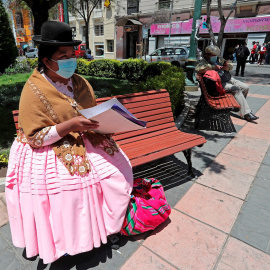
left=37, top=45, right=59, bottom=72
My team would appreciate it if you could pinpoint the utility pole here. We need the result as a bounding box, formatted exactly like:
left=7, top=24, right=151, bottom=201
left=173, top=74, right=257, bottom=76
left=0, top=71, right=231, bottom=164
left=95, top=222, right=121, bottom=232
left=185, top=0, right=203, bottom=91
left=168, top=0, right=174, bottom=44
left=63, top=0, right=69, bottom=24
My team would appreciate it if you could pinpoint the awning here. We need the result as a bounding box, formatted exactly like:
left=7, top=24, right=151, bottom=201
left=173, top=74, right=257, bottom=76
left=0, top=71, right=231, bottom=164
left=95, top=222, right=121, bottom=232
left=128, top=19, right=142, bottom=26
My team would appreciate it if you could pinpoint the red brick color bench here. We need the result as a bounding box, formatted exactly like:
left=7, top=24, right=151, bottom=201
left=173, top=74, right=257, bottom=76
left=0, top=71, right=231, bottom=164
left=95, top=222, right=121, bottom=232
left=196, top=74, right=241, bottom=133
left=13, top=89, right=207, bottom=176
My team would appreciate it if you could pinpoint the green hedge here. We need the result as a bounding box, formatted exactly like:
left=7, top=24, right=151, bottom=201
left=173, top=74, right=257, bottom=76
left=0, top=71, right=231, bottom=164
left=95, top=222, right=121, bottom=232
left=27, top=58, right=38, bottom=69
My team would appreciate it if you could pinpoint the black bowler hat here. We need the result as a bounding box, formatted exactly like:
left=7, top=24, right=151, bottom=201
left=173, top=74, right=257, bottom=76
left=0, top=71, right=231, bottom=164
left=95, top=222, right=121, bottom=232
left=32, top=21, right=82, bottom=46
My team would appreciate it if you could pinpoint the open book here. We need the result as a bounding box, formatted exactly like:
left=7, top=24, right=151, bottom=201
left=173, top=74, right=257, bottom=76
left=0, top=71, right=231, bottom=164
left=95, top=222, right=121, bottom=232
left=79, top=98, right=147, bottom=134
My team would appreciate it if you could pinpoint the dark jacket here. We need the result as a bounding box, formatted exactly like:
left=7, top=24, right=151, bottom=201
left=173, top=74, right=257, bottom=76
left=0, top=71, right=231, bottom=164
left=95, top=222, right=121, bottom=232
left=236, top=45, right=250, bottom=61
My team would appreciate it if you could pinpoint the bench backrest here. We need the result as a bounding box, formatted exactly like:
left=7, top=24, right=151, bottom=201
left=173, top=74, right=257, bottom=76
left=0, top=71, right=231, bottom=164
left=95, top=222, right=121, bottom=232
left=12, top=89, right=177, bottom=145
left=197, top=74, right=240, bottom=110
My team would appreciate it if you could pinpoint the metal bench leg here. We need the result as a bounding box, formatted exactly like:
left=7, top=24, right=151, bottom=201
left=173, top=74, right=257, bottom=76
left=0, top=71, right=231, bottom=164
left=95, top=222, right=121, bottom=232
left=183, top=149, right=195, bottom=178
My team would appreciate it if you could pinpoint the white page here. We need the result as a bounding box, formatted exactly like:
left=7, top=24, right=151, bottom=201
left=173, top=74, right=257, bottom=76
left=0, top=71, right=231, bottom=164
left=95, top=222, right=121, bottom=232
left=90, top=109, right=145, bottom=134
left=79, top=98, right=134, bottom=119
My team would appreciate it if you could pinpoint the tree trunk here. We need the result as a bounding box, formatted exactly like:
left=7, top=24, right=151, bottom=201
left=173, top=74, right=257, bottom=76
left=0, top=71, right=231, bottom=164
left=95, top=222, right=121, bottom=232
left=32, top=1, right=50, bottom=35
left=85, top=20, right=90, bottom=49
left=206, top=0, right=217, bottom=46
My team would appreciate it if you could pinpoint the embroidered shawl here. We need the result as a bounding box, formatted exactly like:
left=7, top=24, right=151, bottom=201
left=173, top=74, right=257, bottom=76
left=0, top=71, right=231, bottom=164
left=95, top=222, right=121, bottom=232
left=18, top=68, right=118, bottom=176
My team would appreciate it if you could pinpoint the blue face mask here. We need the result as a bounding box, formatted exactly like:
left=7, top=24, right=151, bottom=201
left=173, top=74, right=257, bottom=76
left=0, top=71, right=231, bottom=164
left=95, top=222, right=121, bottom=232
left=210, top=56, right=217, bottom=63
left=50, top=58, right=77, bottom=79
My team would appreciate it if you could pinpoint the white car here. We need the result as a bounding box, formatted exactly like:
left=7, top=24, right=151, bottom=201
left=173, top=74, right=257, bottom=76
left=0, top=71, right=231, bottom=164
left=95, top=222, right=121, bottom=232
left=145, top=46, right=202, bottom=67
left=25, top=48, right=38, bottom=58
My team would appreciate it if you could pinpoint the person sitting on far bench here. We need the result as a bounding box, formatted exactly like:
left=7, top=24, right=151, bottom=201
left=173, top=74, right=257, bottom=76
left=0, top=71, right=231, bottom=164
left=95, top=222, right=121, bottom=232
left=195, top=45, right=259, bottom=122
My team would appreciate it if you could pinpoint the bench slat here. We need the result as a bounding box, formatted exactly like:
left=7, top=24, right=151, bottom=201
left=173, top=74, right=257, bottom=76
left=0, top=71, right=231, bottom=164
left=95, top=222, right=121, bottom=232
left=128, top=138, right=206, bottom=167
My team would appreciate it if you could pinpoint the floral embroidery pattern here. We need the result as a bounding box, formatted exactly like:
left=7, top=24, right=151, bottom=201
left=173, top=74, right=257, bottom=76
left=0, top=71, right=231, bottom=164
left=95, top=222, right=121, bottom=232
left=54, top=137, right=91, bottom=176
left=17, top=127, right=52, bottom=148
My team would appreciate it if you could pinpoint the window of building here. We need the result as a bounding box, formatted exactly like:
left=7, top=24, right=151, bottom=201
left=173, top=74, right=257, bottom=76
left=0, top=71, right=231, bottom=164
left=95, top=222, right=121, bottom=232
left=71, top=27, right=77, bottom=38
left=107, top=40, right=114, bottom=52
left=82, top=26, right=87, bottom=42
left=127, top=0, right=139, bottom=15
left=94, top=24, right=104, bottom=36
left=158, top=0, right=170, bottom=10
left=96, top=0, right=102, bottom=9
left=95, top=42, right=104, bottom=57
left=15, top=12, right=23, bottom=28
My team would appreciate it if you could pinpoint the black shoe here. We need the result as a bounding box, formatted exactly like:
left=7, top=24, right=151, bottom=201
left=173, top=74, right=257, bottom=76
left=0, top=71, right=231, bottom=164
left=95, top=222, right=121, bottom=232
left=250, top=112, right=259, bottom=120
left=241, top=75, right=245, bottom=77
left=244, top=113, right=258, bottom=122
left=235, top=73, right=239, bottom=76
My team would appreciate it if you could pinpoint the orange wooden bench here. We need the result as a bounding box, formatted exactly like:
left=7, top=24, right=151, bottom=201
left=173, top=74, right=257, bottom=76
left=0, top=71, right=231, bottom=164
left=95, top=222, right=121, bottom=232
left=12, top=89, right=206, bottom=176
left=196, top=74, right=241, bottom=133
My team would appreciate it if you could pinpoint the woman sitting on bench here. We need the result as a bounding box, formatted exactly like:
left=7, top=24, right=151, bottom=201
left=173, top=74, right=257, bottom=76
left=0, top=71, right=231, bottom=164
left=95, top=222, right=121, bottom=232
left=5, top=21, right=134, bottom=264
left=196, top=45, right=258, bottom=122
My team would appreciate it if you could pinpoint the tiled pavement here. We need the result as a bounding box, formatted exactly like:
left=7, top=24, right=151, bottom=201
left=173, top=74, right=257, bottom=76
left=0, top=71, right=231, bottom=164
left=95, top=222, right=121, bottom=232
left=1, top=84, right=270, bottom=269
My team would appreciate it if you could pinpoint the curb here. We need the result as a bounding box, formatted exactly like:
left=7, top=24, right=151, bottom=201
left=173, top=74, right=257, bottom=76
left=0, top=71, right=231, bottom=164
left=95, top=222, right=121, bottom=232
left=0, top=177, right=5, bottom=193
left=175, top=93, right=191, bottom=129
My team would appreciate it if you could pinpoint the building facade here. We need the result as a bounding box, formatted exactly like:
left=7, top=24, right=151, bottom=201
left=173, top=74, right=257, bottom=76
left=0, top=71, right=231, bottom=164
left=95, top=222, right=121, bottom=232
left=69, top=0, right=116, bottom=59
left=9, top=3, right=34, bottom=53
left=115, top=0, right=270, bottom=59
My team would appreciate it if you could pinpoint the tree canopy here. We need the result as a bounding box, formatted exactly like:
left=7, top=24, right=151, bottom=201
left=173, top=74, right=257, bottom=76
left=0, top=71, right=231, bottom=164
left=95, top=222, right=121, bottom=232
left=0, top=0, right=18, bottom=73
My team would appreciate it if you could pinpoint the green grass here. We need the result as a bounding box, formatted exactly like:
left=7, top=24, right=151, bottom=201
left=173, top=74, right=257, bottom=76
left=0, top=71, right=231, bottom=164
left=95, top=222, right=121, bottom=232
left=0, top=72, right=32, bottom=86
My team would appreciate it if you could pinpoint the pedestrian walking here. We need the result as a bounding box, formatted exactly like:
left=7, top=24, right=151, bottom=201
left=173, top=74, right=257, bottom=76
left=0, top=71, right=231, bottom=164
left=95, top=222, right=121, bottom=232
left=265, top=42, right=270, bottom=64
left=255, top=42, right=261, bottom=63
left=258, top=43, right=266, bottom=65
left=249, top=41, right=257, bottom=63
left=235, top=41, right=250, bottom=77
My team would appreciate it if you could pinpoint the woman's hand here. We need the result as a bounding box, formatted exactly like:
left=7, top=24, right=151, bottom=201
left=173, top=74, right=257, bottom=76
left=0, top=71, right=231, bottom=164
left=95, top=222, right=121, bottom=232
left=69, top=116, right=99, bottom=132
left=56, top=116, right=99, bottom=137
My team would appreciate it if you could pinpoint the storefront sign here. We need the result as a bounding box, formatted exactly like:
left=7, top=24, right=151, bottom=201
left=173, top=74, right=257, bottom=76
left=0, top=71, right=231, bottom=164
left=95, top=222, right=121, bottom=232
left=150, top=15, right=270, bottom=35
left=125, top=25, right=138, bottom=32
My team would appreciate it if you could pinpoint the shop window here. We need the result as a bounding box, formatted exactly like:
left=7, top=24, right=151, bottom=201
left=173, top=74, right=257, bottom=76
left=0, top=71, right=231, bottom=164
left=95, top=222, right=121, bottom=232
left=15, top=12, right=23, bottom=28
left=94, top=24, right=104, bottom=36
left=127, top=0, right=139, bottom=15
left=107, top=40, right=114, bottom=52
left=158, top=0, right=170, bottom=10
left=95, top=42, right=104, bottom=57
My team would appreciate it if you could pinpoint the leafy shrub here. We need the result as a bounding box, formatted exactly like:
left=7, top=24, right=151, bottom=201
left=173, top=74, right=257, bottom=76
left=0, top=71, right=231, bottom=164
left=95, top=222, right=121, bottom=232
left=4, top=58, right=31, bottom=75
left=119, top=59, right=147, bottom=81
left=143, top=62, right=172, bottom=80
left=27, top=58, right=38, bottom=69
left=0, top=150, right=9, bottom=166
left=76, top=59, right=91, bottom=75
left=88, top=59, right=121, bottom=78
left=140, top=66, right=185, bottom=114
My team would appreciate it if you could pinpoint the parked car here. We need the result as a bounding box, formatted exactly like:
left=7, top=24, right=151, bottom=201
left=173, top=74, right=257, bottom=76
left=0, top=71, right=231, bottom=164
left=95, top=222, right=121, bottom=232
left=75, top=44, right=86, bottom=58
left=25, top=48, right=38, bottom=58
left=145, top=46, right=202, bottom=67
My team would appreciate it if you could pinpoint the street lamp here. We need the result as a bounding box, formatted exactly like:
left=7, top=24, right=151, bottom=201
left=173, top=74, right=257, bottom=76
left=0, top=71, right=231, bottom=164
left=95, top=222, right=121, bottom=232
left=185, top=0, right=203, bottom=91
left=63, top=0, right=69, bottom=24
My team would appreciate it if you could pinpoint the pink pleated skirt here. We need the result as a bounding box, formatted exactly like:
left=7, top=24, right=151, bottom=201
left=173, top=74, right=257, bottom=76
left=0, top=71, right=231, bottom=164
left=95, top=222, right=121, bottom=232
left=5, top=137, right=133, bottom=264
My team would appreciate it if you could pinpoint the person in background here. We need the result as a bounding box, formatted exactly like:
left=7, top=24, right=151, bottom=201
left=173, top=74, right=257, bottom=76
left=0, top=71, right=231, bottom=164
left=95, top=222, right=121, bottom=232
left=249, top=41, right=257, bottom=64
left=265, top=42, right=270, bottom=65
left=196, top=45, right=259, bottom=122
left=235, top=41, right=250, bottom=77
left=84, top=49, right=94, bottom=60
left=258, top=43, right=266, bottom=65
left=255, top=42, right=261, bottom=63
left=233, top=44, right=239, bottom=62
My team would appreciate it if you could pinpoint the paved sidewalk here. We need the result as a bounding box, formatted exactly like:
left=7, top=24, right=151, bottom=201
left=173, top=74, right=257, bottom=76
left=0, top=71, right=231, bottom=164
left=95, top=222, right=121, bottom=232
left=1, top=84, right=270, bottom=269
